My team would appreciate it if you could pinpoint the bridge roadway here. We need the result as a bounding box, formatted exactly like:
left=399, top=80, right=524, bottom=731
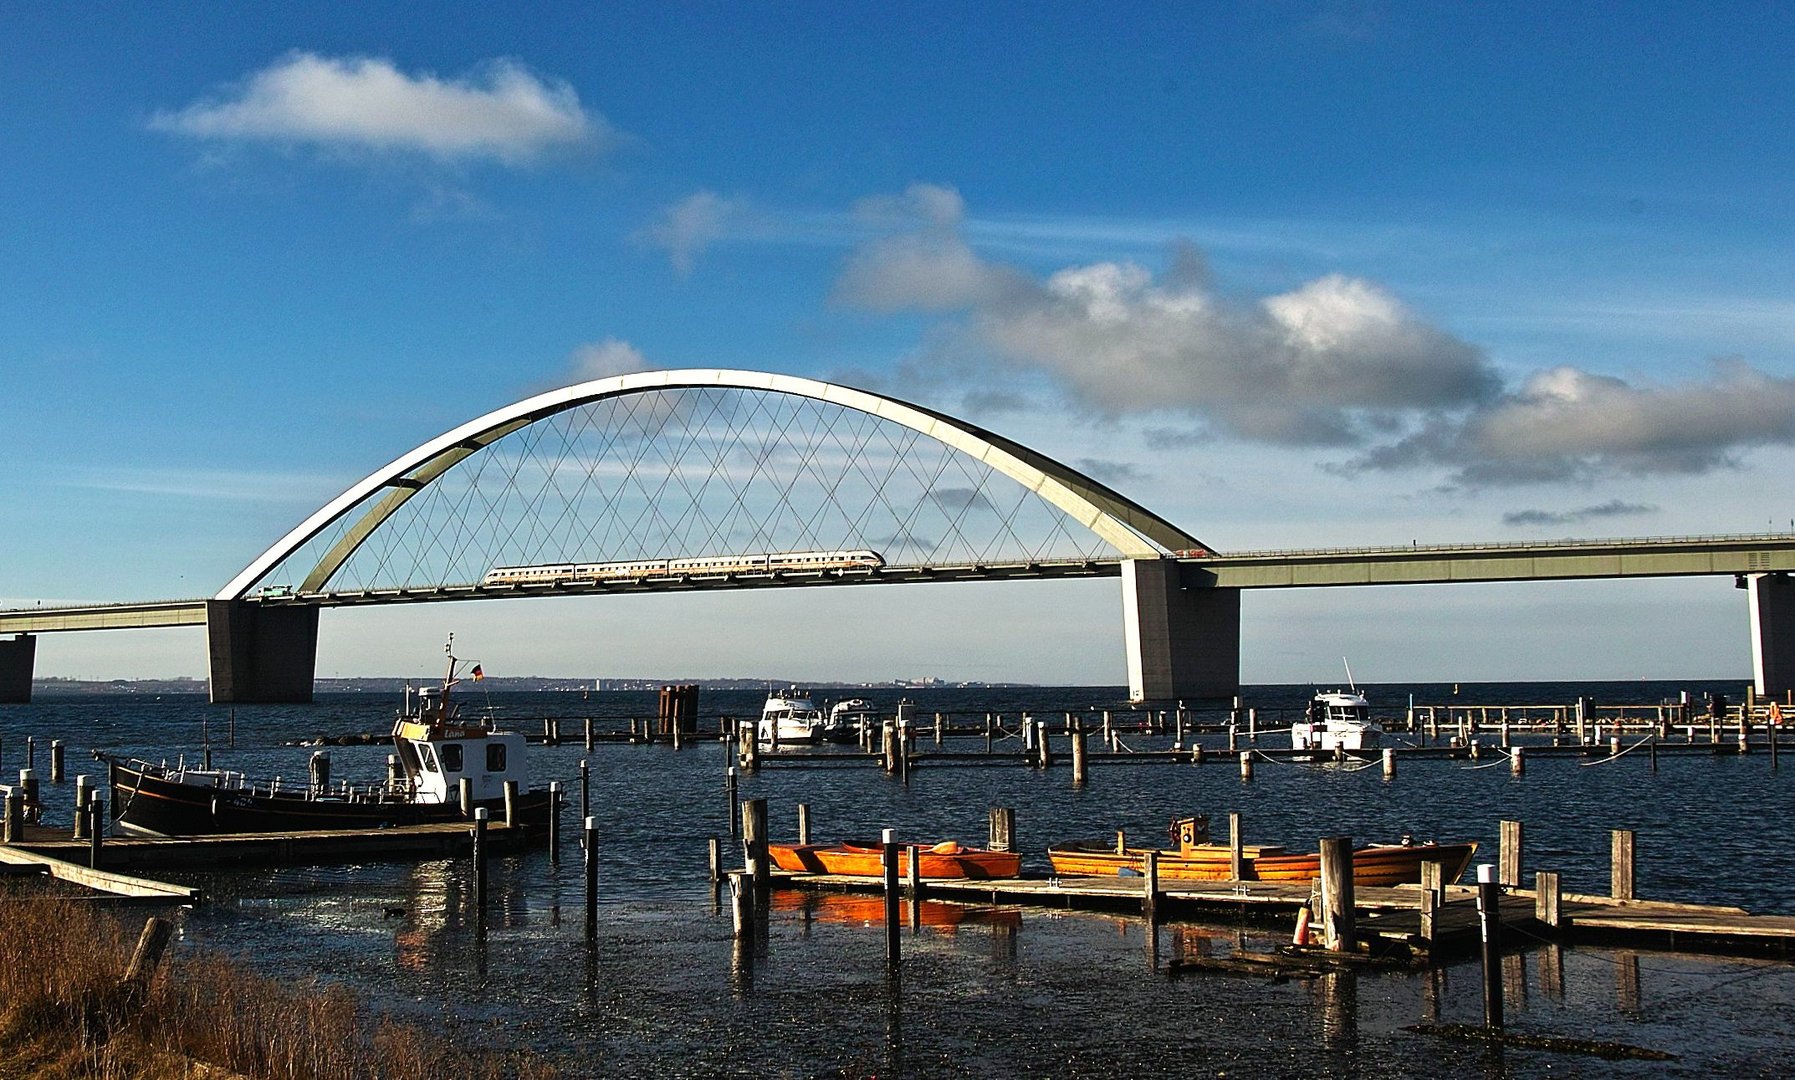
left=6, top=533, right=1794, bottom=634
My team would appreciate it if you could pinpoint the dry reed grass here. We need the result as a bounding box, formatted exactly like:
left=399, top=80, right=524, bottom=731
left=0, top=888, right=555, bottom=1080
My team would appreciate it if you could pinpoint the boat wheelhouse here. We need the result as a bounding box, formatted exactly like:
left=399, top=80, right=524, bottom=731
left=1292, top=690, right=1383, bottom=752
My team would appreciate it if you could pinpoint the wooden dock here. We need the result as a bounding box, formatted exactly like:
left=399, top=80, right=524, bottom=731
left=0, top=844, right=199, bottom=904
left=767, top=870, right=1795, bottom=962
left=4, top=819, right=524, bottom=872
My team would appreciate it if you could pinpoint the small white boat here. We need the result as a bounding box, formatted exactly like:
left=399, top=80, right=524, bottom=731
left=1292, top=690, right=1383, bottom=752
left=821, top=698, right=877, bottom=743
left=758, top=689, right=825, bottom=746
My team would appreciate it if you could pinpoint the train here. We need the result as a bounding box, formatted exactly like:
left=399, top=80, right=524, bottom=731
left=481, top=549, right=886, bottom=586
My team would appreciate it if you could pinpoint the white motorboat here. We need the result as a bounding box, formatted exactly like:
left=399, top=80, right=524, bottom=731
left=1292, top=689, right=1383, bottom=752
left=758, top=689, right=825, bottom=746
left=821, top=698, right=877, bottom=743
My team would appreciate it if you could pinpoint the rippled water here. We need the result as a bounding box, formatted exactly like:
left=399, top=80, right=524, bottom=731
left=5, top=682, right=1794, bottom=1077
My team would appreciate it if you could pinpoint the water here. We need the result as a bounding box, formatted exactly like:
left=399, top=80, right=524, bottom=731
left=5, top=682, right=1794, bottom=1077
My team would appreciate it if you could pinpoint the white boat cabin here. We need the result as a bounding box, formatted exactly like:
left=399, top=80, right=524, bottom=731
left=1292, top=690, right=1383, bottom=752
left=392, top=685, right=530, bottom=805
left=758, top=689, right=825, bottom=745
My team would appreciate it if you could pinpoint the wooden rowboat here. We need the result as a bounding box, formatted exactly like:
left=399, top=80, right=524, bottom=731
left=768, top=840, right=1021, bottom=880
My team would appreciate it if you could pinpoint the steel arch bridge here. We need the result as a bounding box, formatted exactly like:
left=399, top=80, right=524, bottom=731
left=197, top=369, right=1216, bottom=701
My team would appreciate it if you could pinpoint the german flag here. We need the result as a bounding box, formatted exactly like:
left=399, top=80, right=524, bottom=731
left=471, top=664, right=484, bottom=681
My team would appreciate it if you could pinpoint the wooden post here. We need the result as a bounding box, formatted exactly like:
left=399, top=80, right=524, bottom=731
left=797, top=802, right=811, bottom=846
left=1318, top=837, right=1355, bottom=951
left=1071, top=728, right=1088, bottom=785
left=457, top=777, right=474, bottom=818
left=2, top=790, right=21, bottom=843
left=503, top=779, right=518, bottom=829
left=1535, top=870, right=1561, bottom=930
left=1229, top=812, right=1244, bottom=881
left=1419, top=858, right=1442, bottom=945
left=87, top=797, right=104, bottom=867
left=742, top=798, right=769, bottom=892
left=1611, top=829, right=1635, bottom=901
left=906, top=844, right=922, bottom=898
left=1477, top=863, right=1503, bottom=1029
left=1239, top=750, right=1253, bottom=780
left=708, top=837, right=722, bottom=885
left=1499, top=820, right=1522, bottom=887
left=1247, top=707, right=1257, bottom=742
left=584, top=717, right=594, bottom=752
left=1036, top=724, right=1052, bottom=769
left=1142, top=849, right=1159, bottom=922
left=49, top=740, right=63, bottom=784
left=882, top=828, right=901, bottom=966
left=988, top=807, right=1015, bottom=854
left=933, top=712, right=943, bottom=746
left=580, top=758, right=590, bottom=820
left=472, top=807, right=489, bottom=930
left=728, top=871, right=751, bottom=941
left=726, top=766, right=738, bottom=838
left=120, top=916, right=175, bottom=1006
left=1381, top=747, right=1395, bottom=779
left=584, top=816, right=599, bottom=939
left=548, top=781, right=562, bottom=867
left=72, top=775, right=90, bottom=840
left=1511, top=744, right=1525, bottom=776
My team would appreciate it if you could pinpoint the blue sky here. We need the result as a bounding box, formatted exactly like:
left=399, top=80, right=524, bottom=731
left=4, top=3, right=1793, bottom=683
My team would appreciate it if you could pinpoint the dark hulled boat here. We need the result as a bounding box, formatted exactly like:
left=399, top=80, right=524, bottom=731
left=107, top=646, right=553, bottom=838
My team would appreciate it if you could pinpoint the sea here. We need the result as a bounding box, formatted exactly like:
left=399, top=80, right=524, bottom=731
left=4, top=680, right=1794, bottom=1078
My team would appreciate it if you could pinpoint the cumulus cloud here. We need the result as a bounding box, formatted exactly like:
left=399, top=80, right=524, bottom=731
left=929, top=488, right=996, bottom=513
left=640, top=191, right=746, bottom=274
left=1503, top=501, right=1660, bottom=528
left=835, top=184, right=1795, bottom=484
left=151, top=53, right=602, bottom=163
left=1356, top=359, right=1795, bottom=485
left=568, top=338, right=652, bottom=381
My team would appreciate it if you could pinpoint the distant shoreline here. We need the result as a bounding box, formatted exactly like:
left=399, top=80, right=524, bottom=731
left=28, top=676, right=1032, bottom=695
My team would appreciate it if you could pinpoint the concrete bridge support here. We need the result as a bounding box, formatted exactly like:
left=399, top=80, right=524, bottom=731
left=1122, top=558, right=1240, bottom=703
left=0, top=634, right=35, bottom=704
left=1748, top=573, right=1795, bottom=699
left=206, top=601, right=318, bottom=704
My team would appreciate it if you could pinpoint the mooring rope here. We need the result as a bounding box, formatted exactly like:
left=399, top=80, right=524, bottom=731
left=1577, top=736, right=1655, bottom=767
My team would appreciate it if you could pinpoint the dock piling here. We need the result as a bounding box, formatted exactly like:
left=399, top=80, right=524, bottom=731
left=72, top=775, right=90, bottom=840
left=1228, top=812, right=1244, bottom=881
left=580, top=758, right=590, bottom=820
left=726, top=766, right=738, bottom=838
left=1382, top=747, right=1395, bottom=779
left=1535, top=869, right=1561, bottom=929
left=1611, top=829, right=1636, bottom=901
left=1238, top=750, right=1253, bottom=781
left=3, top=790, right=22, bottom=843
left=1071, top=727, right=1088, bottom=785
left=728, top=870, right=750, bottom=941
left=1142, top=849, right=1160, bottom=922
left=1418, top=858, right=1442, bottom=944
left=1499, top=820, right=1523, bottom=888
left=49, top=740, right=63, bottom=784
left=471, top=806, right=489, bottom=930
left=708, top=837, right=722, bottom=885
left=1511, top=744, right=1525, bottom=776
left=1477, top=863, right=1504, bottom=1029
left=503, top=779, right=518, bottom=829
left=1318, top=837, right=1355, bottom=951
left=584, top=816, right=599, bottom=939
left=87, top=797, right=103, bottom=868
left=548, top=781, right=562, bottom=867
left=584, top=717, right=594, bottom=752
left=882, top=828, right=900, bottom=966
left=742, top=798, right=768, bottom=892
left=797, top=802, right=811, bottom=846
left=988, top=807, right=1015, bottom=853
left=457, top=777, right=473, bottom=818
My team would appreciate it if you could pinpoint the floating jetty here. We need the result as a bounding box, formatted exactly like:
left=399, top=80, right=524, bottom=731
left=3, top=819, right=534, bottom=872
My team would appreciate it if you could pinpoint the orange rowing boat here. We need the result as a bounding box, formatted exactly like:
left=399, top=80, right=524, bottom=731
left=768, top=840, right=1022, bottom=879
left=1047, top=817, right=1476, bottom=887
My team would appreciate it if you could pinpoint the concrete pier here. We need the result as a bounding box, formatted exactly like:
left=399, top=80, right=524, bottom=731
left=206, top=600, right=318, bottom=704
left=1748, top=572, right=1795, bottom=699
left=1122, top=558, right=1239, bottom=702
left=0, top=634, right=34, bottom=704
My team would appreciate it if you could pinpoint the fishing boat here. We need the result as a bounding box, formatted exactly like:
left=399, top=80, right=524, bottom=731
left=106, top=644, right=554, bottom=837
left=1048, top=817, right=1476, bottom=887
left=768, top=839, right=1022, bottom=879
left=1292, top=689, right=1383, bottom=752
left=757, top=689, right=826, bottom=746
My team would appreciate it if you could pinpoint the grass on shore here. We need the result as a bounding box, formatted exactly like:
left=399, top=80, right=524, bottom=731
left=0, top=888, right=555, bottom=1080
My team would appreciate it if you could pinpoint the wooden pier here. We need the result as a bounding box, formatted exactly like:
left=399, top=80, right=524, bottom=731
left=3, top=819, right=527, bottom=872
left=0, top=843, right=198, bottom=904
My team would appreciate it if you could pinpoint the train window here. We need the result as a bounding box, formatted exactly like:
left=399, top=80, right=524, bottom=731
left=441, top=743, right=463, bottom=772
left=486, top=743, right=507, bottom=772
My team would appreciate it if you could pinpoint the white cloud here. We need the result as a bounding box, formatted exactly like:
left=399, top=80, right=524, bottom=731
left=151, top=53, right=602, bottom=163
left=568, top=338, right=652, bottom=381
left=640, top=191, right=745, bottom=274
left=852, top=182, right=966, bottom=228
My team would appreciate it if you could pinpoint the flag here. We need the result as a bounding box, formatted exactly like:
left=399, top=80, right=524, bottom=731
left=471, top=665, right=484, bottom=681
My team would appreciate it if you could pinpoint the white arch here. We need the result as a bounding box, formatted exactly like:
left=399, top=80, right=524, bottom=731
left=217, top=369, right=1206, bottom=600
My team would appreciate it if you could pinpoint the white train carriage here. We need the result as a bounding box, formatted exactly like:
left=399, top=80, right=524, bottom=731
left=482, top=550, right=884, bottom=586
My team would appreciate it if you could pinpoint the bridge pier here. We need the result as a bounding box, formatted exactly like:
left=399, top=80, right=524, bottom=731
left=206, top=601, right=318, bottom=704
left=1748, top=573, right=1795, bottom=699
left=1122, top=558, right=1240, bottom=703
left=0, top=634, right=35, bottom=704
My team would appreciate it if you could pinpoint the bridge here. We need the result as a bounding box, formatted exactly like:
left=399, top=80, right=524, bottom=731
left=4, top=369, right=1795, bottom=703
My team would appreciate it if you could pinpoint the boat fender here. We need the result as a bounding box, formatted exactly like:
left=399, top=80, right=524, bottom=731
left=1292, top=906, right=1312, bottom=946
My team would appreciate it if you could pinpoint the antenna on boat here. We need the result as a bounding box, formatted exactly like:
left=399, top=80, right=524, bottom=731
left=1342, top=657, right=1357, bottom=692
